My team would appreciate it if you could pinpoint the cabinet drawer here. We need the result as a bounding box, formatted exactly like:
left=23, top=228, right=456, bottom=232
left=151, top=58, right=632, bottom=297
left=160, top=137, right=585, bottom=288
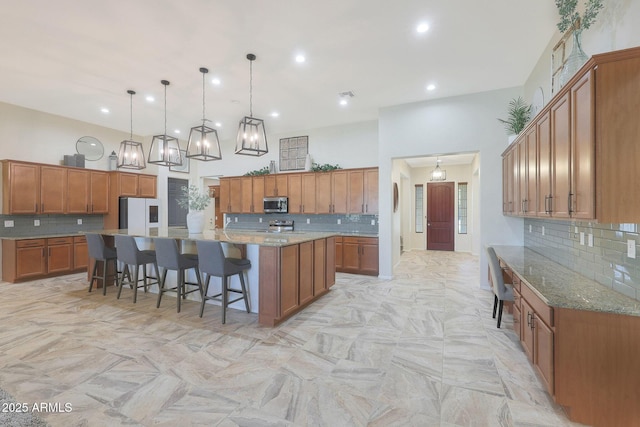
left=513, top=288, right=522, bottom=310
left=511, top=273, right=521, bottom=293
left=16, top=239, right=45, bottom=248
left=74, top=236, right=87, bottom=244
left=521, top=283, right=554, bottom=327
left=342, top=236, right=378, bottom=244
left=47, top=237, right=73, bottom=245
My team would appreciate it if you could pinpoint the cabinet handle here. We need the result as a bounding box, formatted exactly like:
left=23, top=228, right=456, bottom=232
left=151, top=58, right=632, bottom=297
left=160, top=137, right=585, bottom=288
left=41, top=248, right=44, bottom=257
left=361, top=204, right=364, bottom=213
left=91, top=204, right=94, bottom=212
left=526, top=312, right=532, bottom=327
left=568, top=192, right=573, bottom=215
left=48, top=248, right=51, bottom=257
left=86, top=204, right=89, bottom=213
left=365, top=204, right=368, bottom=213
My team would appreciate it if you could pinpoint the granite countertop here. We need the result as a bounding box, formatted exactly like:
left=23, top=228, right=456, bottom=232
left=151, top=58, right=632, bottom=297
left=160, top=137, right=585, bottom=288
left=97, top=228, right=338, bottom=247
left=492, top=245, right=640, bottom=317
left=1, top=232, right=86, bottom=240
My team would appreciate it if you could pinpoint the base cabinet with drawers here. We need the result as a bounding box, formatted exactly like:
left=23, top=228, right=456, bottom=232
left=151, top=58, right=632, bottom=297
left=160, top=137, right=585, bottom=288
left=2, top=235, right=88, bottom=282
left=335, top=236, right=378, bottom=276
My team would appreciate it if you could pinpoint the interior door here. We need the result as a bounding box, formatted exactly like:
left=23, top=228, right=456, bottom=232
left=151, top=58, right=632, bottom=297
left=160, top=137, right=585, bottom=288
left=168, top=177, right=188, bottom=226
left=426, top=182, right=455, bottom=251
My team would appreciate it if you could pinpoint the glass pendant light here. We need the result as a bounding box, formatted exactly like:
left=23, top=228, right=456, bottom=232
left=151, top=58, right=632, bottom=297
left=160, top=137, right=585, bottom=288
left=148, top=80, right=182, bottom=167
left=235, top=53, right=268, bottom=156
left=430, top=157, right=446, bottom=181
left=186, top=67, right=222, bottom=161
left=117, top=89, right=146, bottom=170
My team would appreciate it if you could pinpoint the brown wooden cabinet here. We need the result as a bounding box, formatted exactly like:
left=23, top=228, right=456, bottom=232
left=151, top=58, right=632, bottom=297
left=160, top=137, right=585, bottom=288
left=347, top=168, right=379, bottom=214
left=550, top=92, right=571, bottom=218
left=315, top=172, right=332, bottom=214
left=112, top=172, right=157, bottom=198
left=40, top=166, right=67, bottom=214
left=536, top=112, right=551, bottom=216
left=334, top=236, right=343, bottom=270
left=363, top=168, right=378, bottom=214
left=229, top=177, right=243, bottom=213
left=502, top=146, right=516, bottom=214
left=331, top=170, right=348, bottom=214
left=264, top=175, right=288, bottom=197
left=66, top=169, right=109, bottom=214
left=2, top=161, right=39, bottom=214
left=219, top=178, right=231, bottom=213
left=46, top=237, right=73, bottom=274
left=313, top=238, right=326, bottom=295
left=299, top=241, right=314, bottom=305
left=336, top=236, right=378, bottom=276
left=570, top=70, right=595, bottom=219
left=73, top=235, right=88, bottom=270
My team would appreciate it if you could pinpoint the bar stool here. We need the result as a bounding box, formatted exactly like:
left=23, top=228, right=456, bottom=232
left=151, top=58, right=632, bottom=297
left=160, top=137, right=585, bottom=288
left=86, top=233, right=124, bottom=295
left=195, top=240, right=251, bottom=324
left=486, top=246, right=514, bottom=328
left=115, top=235, right=159, bottom=303
left=154, top=238, right=203, bottom=313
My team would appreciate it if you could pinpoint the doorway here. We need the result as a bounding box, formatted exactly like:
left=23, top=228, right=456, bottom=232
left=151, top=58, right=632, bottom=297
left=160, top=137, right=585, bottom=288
left=168, top=177, right=188, bottom=227
left=427, top=181, right=455, bottom=251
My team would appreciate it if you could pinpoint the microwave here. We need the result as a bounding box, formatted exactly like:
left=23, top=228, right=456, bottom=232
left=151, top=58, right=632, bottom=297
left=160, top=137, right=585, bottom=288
left=263, top=197, right=288, bottom=213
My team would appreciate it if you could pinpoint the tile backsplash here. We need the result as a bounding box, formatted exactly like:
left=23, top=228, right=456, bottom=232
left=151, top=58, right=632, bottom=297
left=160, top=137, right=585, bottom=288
left=0, top=214, right=104, bottom=237
left=524, top=218, right=640, bottom=301
left=223, top=213, right=378, bottom=234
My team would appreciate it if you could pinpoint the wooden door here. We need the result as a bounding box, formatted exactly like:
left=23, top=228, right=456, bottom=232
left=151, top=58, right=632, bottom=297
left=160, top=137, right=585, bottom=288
left=16, top=240, right=46, bottom=280
left=341, top=239, right=360, bottom=272
left=288, top=174, right=303, bottom=213
left=299, top=241, right=314, bottom=305
left=240, top=177, right=254, bottom=213
left=138, top=175, right=157, bottom=197
left=426, top=182, right=455, bottom=251
left=537, top=112, right=552, bottom=216
left=252, top=176, right=264, bottom=214
left=315, top=173, right=332, bottom=214
left=347, top=169, right=364, bottom=213
left=364, top=168, right=378, bottom=214
left=359, top=240, right=379, bottom=276
left=89, top=171, right=109, bottom=213
left=118, top=172, right=139, bottom=196
left=219, top=179, right=230, bottom=213
left=67, top=169, right=90, bottom=213
left=521, top=299, right=535, bottom=362
left=571, top=70, right=595, bottom=219
left=551, top=93, right=571, bottom=218
left=526, top=127, right=538, bottom=216
left=534, top=317, right=555, bottom=395
left=40, top=166, right=66, bottom=214
left=313, top=238, right=326, bottom=294
left=331, top=170, right=348, bottom=213
left=301, top=173, right=316, bottom=213
left=7, top=162, right=39, bottom=214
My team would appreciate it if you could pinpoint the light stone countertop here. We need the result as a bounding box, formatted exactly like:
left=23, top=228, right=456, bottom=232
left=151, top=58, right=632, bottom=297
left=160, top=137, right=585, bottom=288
left=492, top=245, right=640, bottom=317
left=1, top=232, right=86, bottom=240
left=98, top=228, right=338, bottom=247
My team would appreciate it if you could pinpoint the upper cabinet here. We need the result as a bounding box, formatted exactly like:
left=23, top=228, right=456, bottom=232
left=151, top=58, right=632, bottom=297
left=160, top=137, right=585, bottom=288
left=111, top=172, right=157, bottom=198
left=503, top=46, right=640, bottom=223
left=67, top=169, right=109, bottom=214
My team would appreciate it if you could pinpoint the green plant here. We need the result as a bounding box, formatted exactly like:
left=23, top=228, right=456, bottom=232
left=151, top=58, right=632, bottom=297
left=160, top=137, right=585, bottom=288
left=497, top=97, right=532, bottom=135
left=311, top=163, right=341, bottom=172
left=555, top=0, right=603, bottom=33
left=244, top=166, right=270, bottom=176
left=177, top=185, right=211, bottom=211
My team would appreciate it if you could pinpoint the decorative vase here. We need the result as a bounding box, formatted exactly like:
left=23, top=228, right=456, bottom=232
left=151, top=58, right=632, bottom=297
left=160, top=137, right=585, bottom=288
left=508, top=134, right=518, bottom=145
left=559, top=30, right=588, bottom=88
left=186, top=210, right=205, bottom=234
left=269, top=160, right=277, bottom=174
left=304, top=153, right=312, bottom=171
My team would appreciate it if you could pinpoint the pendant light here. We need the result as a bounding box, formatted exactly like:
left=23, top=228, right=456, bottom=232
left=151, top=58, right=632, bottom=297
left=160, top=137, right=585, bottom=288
left=117, top=90, right=146, bottom=170
left=235, top=53, right=268, bottom=156
left=430, top=157, right=446, bottom=181
left=148, top=80, right=182, bottom=167
left=186, top=67, right=222, bottom=161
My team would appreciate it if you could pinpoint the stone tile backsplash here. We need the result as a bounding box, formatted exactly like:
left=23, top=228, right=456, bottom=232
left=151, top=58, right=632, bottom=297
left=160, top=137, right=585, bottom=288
left=524, top=218, right=640, bottom=301
left=224, top=213, right=379, bottom=234
left=0, top=214, right=104, bottom=238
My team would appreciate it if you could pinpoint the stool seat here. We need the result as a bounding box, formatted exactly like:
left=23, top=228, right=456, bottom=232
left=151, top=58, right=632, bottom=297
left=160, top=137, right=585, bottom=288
left=115, top=235, right=159, bottom=304
left=154, top=238, right=203, bottom=313
left=86, top=233, right=123, bottom=296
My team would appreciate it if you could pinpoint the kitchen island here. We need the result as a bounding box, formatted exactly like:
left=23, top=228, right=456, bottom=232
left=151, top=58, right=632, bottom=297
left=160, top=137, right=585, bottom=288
left=95, top=228, right=337, bottom=326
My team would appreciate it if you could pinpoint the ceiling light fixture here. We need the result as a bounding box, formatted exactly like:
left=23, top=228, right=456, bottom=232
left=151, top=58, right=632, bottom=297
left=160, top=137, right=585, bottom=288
left=101, top=107, right=109, bottom=114
left=426, top=84, right=436, bottom=91
left=186, top=67, right=222, bottom=161
left=148, top=80, right=182, bottom=167
left=235, top=53, right=268, bottom=156
left=417, top=22, right=429, bottom=33
left=146, top=95, right=155, bottom=102
left=430, top=157, right=446, bottom=181
left=116, top=89, right=146, bottom=170
left=271, top=111, right=280, bottom=118
left=211, top=77, right=221, bottom=85
left=295, top=54, right=306, bottom=63
left=338, top=91, right=354, bottom=106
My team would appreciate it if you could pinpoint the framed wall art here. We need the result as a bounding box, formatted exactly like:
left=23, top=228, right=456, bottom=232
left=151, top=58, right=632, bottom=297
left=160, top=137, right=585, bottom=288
left=169, top=150, right=189, bottom=173
left=279, top=135, right=308, bottom=171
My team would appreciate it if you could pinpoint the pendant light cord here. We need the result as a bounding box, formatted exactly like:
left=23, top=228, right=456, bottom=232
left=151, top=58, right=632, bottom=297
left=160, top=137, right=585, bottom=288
left=202, top=70, right=206, bottom=123
left=129, top=92, right=133, bottom=140
left=249, top=58, right=253, bottom=117
left=163, top=83, right=167, bottom=135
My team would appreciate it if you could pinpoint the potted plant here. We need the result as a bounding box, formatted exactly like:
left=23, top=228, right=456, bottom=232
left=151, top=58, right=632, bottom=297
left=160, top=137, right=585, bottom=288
left=177, top=184, right=211, bottom=234
left=498, top=97, right=532, bottom=144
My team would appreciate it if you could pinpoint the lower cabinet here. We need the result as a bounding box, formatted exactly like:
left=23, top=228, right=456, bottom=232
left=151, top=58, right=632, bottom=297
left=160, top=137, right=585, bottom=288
left=336, top=236, right=379, bottom=276
left=2, top=235, right=88, bottom=282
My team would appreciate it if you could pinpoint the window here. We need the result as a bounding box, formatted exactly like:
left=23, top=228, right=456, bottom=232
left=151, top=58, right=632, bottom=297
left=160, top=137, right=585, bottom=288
left=415, top=184, right=424, bottom=233
left=458, top=182, right=468, bottom=234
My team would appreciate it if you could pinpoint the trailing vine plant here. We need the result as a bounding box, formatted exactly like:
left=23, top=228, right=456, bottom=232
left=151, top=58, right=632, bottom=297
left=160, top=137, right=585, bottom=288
left=555, top=0, right=603, bottom=33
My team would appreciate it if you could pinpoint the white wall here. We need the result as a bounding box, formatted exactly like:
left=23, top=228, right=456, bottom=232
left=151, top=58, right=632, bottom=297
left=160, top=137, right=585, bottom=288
left=379, top=88, right=525, bottom=287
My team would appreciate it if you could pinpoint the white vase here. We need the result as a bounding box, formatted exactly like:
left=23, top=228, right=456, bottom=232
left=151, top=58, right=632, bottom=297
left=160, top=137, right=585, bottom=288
left=304, top=153, right=312, bottom=171
left=186, top=210, right=205, bottom=234
left=508, top=134, right=518, bottom=145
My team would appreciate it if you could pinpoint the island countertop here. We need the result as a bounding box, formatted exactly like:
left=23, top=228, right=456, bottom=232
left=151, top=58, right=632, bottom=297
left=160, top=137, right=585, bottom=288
left=97, top=227, right=338, bottom=247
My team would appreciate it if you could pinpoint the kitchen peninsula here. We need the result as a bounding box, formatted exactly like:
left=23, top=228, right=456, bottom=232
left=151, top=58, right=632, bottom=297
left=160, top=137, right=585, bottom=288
left=96, top=228, right=336, bottom=326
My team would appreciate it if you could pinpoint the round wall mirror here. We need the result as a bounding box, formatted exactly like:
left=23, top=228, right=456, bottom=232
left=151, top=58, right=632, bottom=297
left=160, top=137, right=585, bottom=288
left=76, top=136, right=104, bottom=161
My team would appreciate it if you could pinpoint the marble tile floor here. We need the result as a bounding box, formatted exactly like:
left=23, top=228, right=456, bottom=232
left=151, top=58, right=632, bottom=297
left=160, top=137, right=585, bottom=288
left=0, top=250, right=587, bottom=427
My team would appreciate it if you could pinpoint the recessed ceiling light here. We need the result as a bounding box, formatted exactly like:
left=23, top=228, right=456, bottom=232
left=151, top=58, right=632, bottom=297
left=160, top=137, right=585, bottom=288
left=295, top=54, right=306, bottom=63
left=215, top=122, right=222, bottom=127
left=416, top=22, right=429, bottom=33
left=174, top=129, right=181, bottom=134
left=339, top=99, right=348, bottom=106
left=146, top=95, right=155, bottom=102
left=271, top=111, right=280, bottom=117
left=426, top=84, right=436, bottom=91
left=100, top=107, right=109, bottom=114
left=211, top=77, right=221, bottom=85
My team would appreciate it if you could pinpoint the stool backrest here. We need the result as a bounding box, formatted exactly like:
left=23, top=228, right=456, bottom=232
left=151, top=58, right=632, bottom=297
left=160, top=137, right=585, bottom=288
left=154, top=238, right=181, bottom=270
left=86, top=233, right=109, bottom=260
left=486, top=246, right=510, bottom=300
left=115, top=235, right=141, bottom=265
left=196, top=240, right=226, bottom=276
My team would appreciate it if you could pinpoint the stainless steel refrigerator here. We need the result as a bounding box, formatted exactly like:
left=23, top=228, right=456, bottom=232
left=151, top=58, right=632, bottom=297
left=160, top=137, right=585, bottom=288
left=118, top=197, right=161, bottom=231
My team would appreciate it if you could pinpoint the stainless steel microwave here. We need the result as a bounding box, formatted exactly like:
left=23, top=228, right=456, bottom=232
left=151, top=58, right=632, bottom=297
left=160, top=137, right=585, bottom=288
left=263, top=197, right=288, bottom=213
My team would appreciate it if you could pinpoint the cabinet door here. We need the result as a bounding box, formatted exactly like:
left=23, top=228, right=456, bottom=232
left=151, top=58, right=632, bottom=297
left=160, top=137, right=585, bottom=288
left=40, top=166, right=66, bottom=214
left=47, top=239, right=73, bottom=274
left=521, top=299, right=535, bottom=363
left=325, top=237, right=336, bottom=287
left=16, top=242, right=46, bottom=279
left=571, top=70, right=595, bottom=219
left=360, top=241, right=379, bottom=276
left=74, top=236, right=88, bottom=270
left=332, top=170, right=348, bottom=214
left=229, top=178, right=243, bottom=213
left=299, top=241, right=314, bottom=305
left=6, top=162, right=39, bottom=214
left=118, top=173, right=139, bottom=196
left=364, top=168, right=378, bottom=214
left=517, top=141, right=527, bottom=215
left=67, top=169, right=90, bottom=213
left=502, top=156, right=509, bottom=214
left=526, top=127, right=538, bottom=216
left=264, top=175, right=288, bottom=196
left=313, top=238, right=326, bottom=295
left=90, top=171, right=109, bottom=213
left=219, top=179, right=231, bottom=213
left=252, top=176, right=264, bottom=214
left=503, top=148, right=515, bottom=214
left=537, top=112, right=552, bottom=216
left=551, top=93, right=571, bottom=218
left=280, top=245, right=299, bottom=317
left=348, top=169, right=364, bottom=213
left=138, top=175, right=157, bottom=198
left=287, top=174, right=303, bottom=214
left=513, top=302, right=522, bottom=341
left=335, top=236, right=343, bottom=271
left=342, top=240, right=360, bottom=273
left=301, top=173, right=316, bottom=213
left=315, top=173, right=332, bottom=214
left=534, top=317, right=555, bottom=395
left=240, top=177, right=254, bottom=213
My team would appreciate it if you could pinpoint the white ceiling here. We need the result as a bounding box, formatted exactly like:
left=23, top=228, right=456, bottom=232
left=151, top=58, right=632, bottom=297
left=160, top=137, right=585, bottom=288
left=0, top=1, right=558, bottom=142
left=403, top=153, right=477, bottom=168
